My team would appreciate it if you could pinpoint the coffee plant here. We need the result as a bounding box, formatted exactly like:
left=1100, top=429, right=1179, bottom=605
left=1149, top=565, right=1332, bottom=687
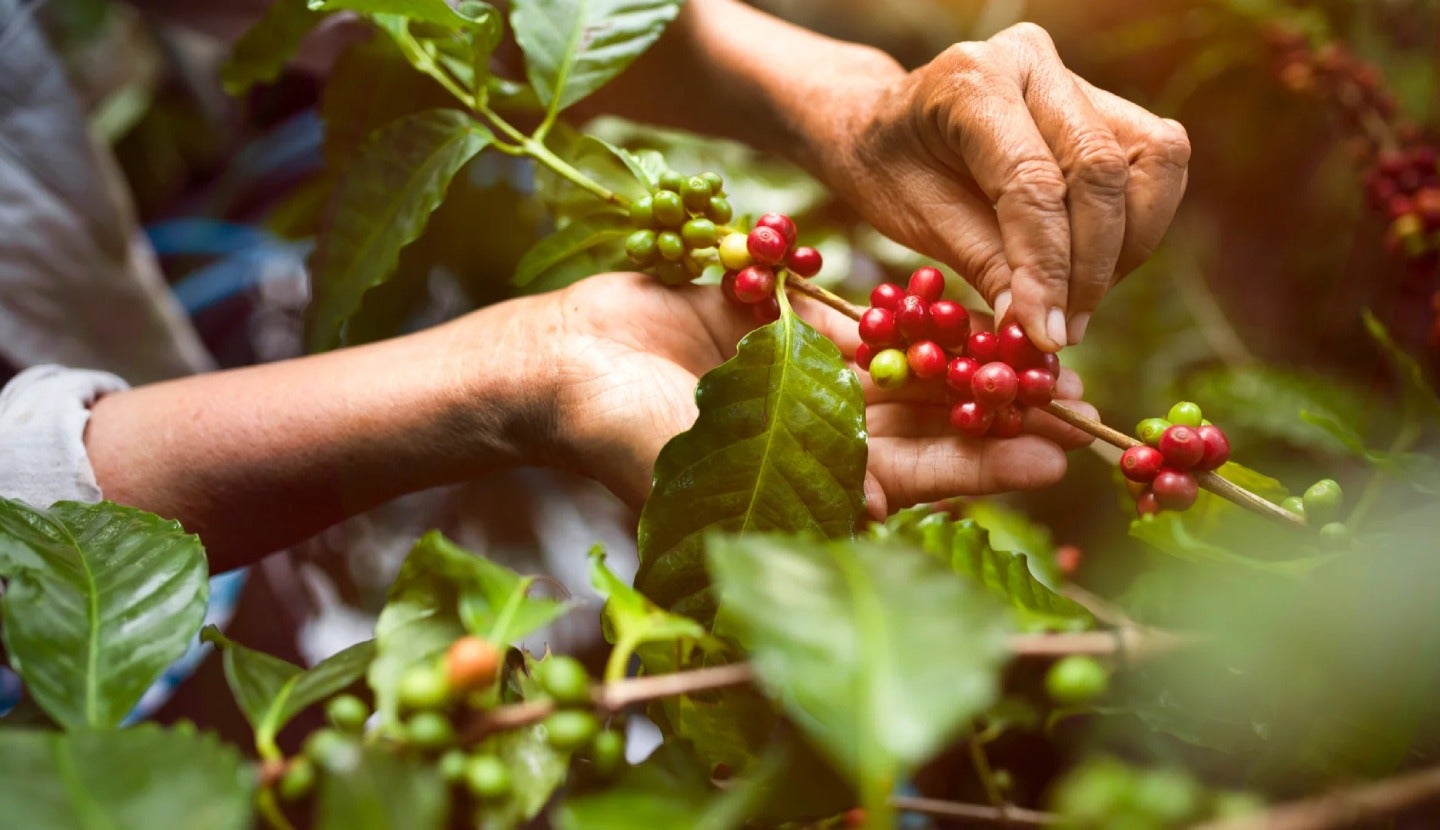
left=4, top=1, right=1440, bottom=828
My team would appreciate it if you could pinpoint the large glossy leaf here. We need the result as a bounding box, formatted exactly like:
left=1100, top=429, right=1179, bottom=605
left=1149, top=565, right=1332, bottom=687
left=636, top=310, right=868, bottom=618
left=0, top=499, right=209, bottom=729
left=873, top=510, right=1094, bottom=632
left=512, top=213, right=632, bottom=286
left=316, top=743, right=448, bottom=830
left=707, top=535, right=1008, bottom=797
left=368, top=532, right=569, bottom=727
left=201, top=627, right=374, bottom=759
left=307, top=109, right=492, bottom=351
left=510, top=0, right=684, bottom=117
left=0, top=725, right=252, bottom=830
left=220, top=0, right=326, bottom=95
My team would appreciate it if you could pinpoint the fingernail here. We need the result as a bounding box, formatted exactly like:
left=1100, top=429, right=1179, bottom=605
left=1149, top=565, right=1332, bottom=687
left=1067, top=313, right=1091, bottom=345
left=1046, top=307, right=1068, bottom=349
left=993, top=290, right=1012, bottom=323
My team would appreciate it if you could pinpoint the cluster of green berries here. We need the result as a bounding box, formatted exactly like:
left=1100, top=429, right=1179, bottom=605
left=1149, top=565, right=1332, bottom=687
left=858, top=267, right=1060, bottom=439
left=1051, top=755, right=1261, bottom=829
left=625, top=170, right=732, bottom=285
left=718, top=212, right=823, bottom=324
left=1121, top=402, right=1231, bottom=516
left=1282, top=478, right=1349, bottom=545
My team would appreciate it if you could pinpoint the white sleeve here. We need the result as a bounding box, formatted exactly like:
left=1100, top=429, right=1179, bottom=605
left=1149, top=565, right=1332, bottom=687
left=0, top=365, right=129, bottom=507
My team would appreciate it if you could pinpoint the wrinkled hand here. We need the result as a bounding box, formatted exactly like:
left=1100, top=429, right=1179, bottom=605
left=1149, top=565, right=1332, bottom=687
left=817, top=22, right=1191, bottom=351
left=534, top=272, right=1097, bottom=517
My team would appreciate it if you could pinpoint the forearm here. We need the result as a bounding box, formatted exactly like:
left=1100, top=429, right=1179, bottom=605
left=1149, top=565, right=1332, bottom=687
left=586, top=0, right=905, bottom=174
left=85, top=301, right=551, bottom=572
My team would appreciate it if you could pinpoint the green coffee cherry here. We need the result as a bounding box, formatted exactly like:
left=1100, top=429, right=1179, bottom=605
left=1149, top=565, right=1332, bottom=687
left=681, top=176, right=713, bottom=212
left=1281, top=496, right=1306, bottom=517
left=1136, top=418, right=1171, bottom=446
left=1132, top=769, right=1203, bottom=823
left=625, top=230, right=658, bottom=265
left=1167, top=401, right=1204, bottom=428
left=589, top=730, right=625, bottom=778
left=700, top=171, right=724, bottom=192
left=326, top=694, right=370, bottom=734
left=657, top=231, right=685, bottom=261
left=398, top=664, right=450, bottom=711
left=681, top=253, right=706, bottom=279
left=628, top=195, right=655, bottom=229
left=465, top=755, right=512, bottom=800
left=652, top=190, right=686, bottom=226
left=1045, top=655, right=1109, bottom=705
left=538, top=656, right=592, bottom=706
left=1303, top=479, right=1343, bottom=522
left=705, top=196, right=733, bottom=224
left=657, top=170, right=685, bottom=192
left=869, top=349, right=910, bottom=390
left=303, top=728, right=354, bottom=769
left=439, top=749, right=468, bottom=783
left=654, top=260, right=690, bottom=287
left=681, top=217, right=718, bottom=249
left=543, top=710, right=599, bottom=751
left=278, top=757, right=316, bottom=801
left=1318, top=522, right=1350, bottom=548
left=405, top=711, right=455, bottom=750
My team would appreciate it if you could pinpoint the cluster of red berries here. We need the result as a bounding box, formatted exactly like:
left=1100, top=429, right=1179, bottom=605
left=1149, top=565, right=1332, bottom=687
left=717, top=212, right=823, bottom=324
left=857, top=267, right=1060, bottom=439
left=625, top=169, right=732, bottom=285
left=1367, top=146, right=1440, bottom=261
left=1267, top=30, right=1397, bottom=122
left=1120, top=401, right=1231, bottom=516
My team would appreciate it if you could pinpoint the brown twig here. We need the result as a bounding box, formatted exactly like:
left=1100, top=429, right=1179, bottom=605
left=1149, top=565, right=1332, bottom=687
left=1008, top=628, right=1199, bottom=663
left=784, top=275, right=1311, bottom=532
left=1192, top=764, right=1440, bottom=830
left=892, top=795, right=1056, bottom=826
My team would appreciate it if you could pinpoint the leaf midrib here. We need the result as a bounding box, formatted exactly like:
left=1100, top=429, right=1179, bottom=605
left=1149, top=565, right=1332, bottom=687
left=544, top=0, right=590, bottom=115
left=42, top=510, right=104, bottom=727
left=738, top=308, right=796, bottom=534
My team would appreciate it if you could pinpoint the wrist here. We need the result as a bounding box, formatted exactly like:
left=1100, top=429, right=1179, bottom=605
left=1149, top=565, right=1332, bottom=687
left=783, top=45, right=908, bottom=182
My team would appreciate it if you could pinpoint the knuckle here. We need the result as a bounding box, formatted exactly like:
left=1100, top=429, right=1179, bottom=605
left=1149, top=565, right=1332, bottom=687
left=1069, top=132, right=1130, bottom=195
left=1144, top=118, right=1192, bottom=170
left=998, top=21, right=1054, bottom=52
left=961, top=247, right=1011, bottom=300
left=1000, top=156, right=1069, bottom=210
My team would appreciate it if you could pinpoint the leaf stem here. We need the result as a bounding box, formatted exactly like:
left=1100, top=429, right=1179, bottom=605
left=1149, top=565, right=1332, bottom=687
left=255, top=787, right=298, bottom=830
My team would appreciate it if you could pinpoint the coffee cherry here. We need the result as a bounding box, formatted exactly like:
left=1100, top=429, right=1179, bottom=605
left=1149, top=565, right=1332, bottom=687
left=1158, top=425, right=1204, bottom=469
left=755, top=213, right=797, bottom=247
left=1318, top=521, right=1350, bottom=548
left=326, top=694, right=370, bottom=733
left=653, top=260, right=689, bottom=286
left=1167, top=401, right=1204, bottom=428
left=1135, top=489, right=1161, bottom=517
left=1281, top=496, right=1306, bottom=516
left=652, top=190, right=686, bottom=226
left=946, top=356, right=981, bottom=395
left=682, top=176, right=713, bottom=212
left=625, top=230, right=658, bottom=265
left=950, top=401, right=993, bottom=437
left=303, top=728, right=354, bottom=769
left=1045, top=655, right=1109, bottom=705
left=682, top=253, right=705, bottom=280
left=896, top=295, right=931, bottom=341
left=1041, top=352, right=1061, bottom=376
left=858, top=307, right=901, bottom=346
left=929, top=300, right=970, bottom=348
left=752, top=296, right=782, bottom=324
left=732, top=266, right=776, bottom=304
left=278, top=757, right=316, bottom=801
left=657, top=170, right=684, bottom=191
left=1303, top=479, right=1343, bottom=522
left=465, top=755, right=512, bottom=800
left=718, top=233, right=753, bottom=270
left=1194, top=425, right=1231, bottom=471
left=968, top=331, right=1000, bottom=364
left=1120, top=446, right=1165, bottom=483
left=720, top=270, right=740, bottom=303
left=446, top=636, right=500, bottom=692
left=988, top=406, right=1025, bottom=439
left=1136, top=418, right=1171, bottom=446
left=399, top=664, right=449, bottom=711
left=971, top=362, right=1019, bottom=408
left=869, top=282, right=906, bottom=312
left=439, top=749, right=469, bottom=783
left=869, top=349, right=910, bottom=389
left=700, top=171, right=724, bottom=192
left=706, top=196, right=734, bottom=224
left=405, top=711, right=455, bottom=750
left=907, top=266, right=945, bottom=302
left=907, top=340, right=947, bottom=379
left=1152, top=469, right=1199, bottom=511
left=628, top=196, right=656, bottom=229
left=656, top=231, right=685, bottom=261
left=589, top=730, right=626, bottom=778
left=997, top=322, right=1044, bottom=370
left=855, top=343, right=876, bottom=371
left=1055, top=544, right=1082, bottom=575
left=681, top=218, right=718, bottom=249
left=544, top=710, right=599, bottom=751
left=537, top=656, right=592, bottom=706
left=747, top=226, right=788, bottom=266
left=1016, top=368, right=1056, bottom=407
left=786, top=246, right=822, bottom=277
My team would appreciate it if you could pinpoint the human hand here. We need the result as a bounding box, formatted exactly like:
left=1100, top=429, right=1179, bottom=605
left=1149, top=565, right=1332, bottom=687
left=529, top=272, right=1097, bottom=517
left=810, top=22, right=1191, bottom=351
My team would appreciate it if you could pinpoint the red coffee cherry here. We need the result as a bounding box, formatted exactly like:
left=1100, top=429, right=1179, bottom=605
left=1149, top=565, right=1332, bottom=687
left=907, top=340, right=947, bottom=379
left=1135, top=489, right=1161, bottom=517
left=1055, top=544, right=1082, bottom=576
left=732, top=266, right=776, bottom=304
left=1152, top=469, right=1199, bottom=511
left=907, top=266, right=946, bottom=302
left=1041, top=352, right=1061, bottom=376
left=997, top=322, right=1045, bottom=370
left=1015, top=369, right=1056, bottom=407
left=971, top=362, right=1019, bottom=408
left=869, top=283, right=905, bottom=312
left=859, top=307, right=901, bottom=347
left=929, top=301, right=970, bottom=349
left=950, top=401, right=993, bottom=437
left=967, top=331, right=1000, bottom=364
left=1120, top=445, right=1165, bottom=483
left=855, top=343, right=876, bottom=371
left=988, top=406, right=1025, bottom=438
left=752, top=297, right=782, bottom=324
left=896, top=295, right=931, bottom=341
left=720, top=270, right=740, bottom=304
left=1194, top=425, right=1232, bottom=471
left=946, top=356, right=981, bottom=395
left=1158, top=425, right=1205, bottom=469
left=786, top=246, right=822, bottom=277
left=746, top=226, right=788, bottom=266
left=755, top=213, right=797, bottom=247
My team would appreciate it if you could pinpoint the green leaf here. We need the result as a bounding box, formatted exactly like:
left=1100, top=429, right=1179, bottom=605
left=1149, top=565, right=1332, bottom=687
left=368, top=532, right=569, bottom=726
left=583, top=135, right=665, bottom=189
left=0, top=725, right=253, bottom=830
left=1364, top=310, right=1440, bottom=424
left=308, top=0, right=484, bottom=28
left=590, top=546, right=719, bottom=679
left=200, top=627, right=374, bottom=759
left=636, top=310, right=869, bottom=619
left=316, top=742, right=448, bottom=830
left=872, top=511, right=1094, bottom=632
left=220, top=0, right=326, bottom=96
left=1129, top=511, right=1329, bottom=575
left=707, top=535, right=1008, bottom=800
left=552, top=741, right=749, bottom=830
left=307, top=109, right=492, bottom=351
left=1183, top=365, right=1373, bottom=455
left=511, top=0, right=684, bottom=117
left=512, top=213, right=632, bottom=286
left=0, top=500, right=209, bottom=729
